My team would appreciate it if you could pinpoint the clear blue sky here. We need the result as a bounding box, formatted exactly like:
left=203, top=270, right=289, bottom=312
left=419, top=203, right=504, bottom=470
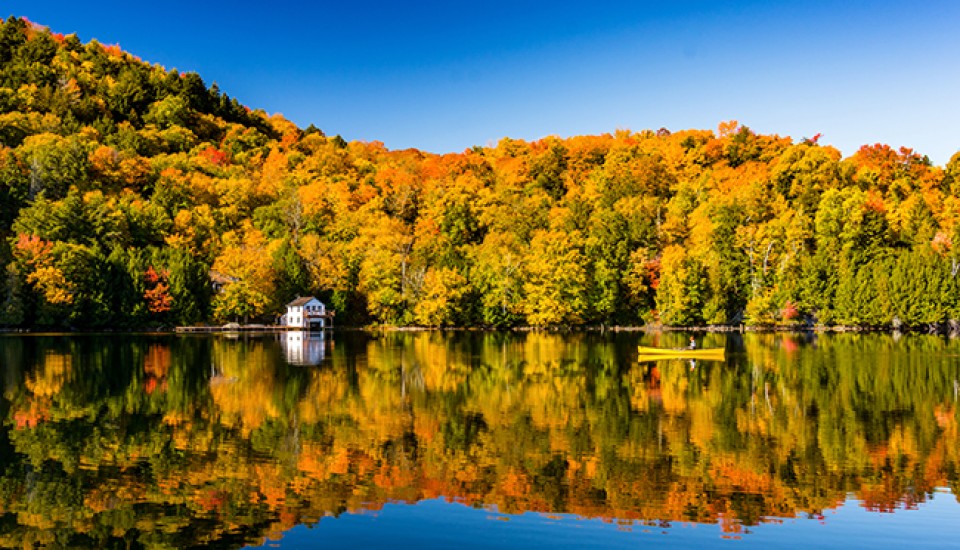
left=6, top=1, right=960, bottom=165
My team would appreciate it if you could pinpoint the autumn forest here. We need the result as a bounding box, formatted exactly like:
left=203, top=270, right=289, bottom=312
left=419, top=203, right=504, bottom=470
left=2, top=16, right=960, bottom=329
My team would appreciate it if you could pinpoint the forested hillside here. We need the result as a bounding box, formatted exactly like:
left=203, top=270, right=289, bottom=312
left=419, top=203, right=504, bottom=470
left=1, top=16, right=959, bottom=329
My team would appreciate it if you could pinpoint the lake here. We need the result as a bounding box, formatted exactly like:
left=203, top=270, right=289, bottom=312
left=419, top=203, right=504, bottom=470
left=1, top=331, right=959, bottom=548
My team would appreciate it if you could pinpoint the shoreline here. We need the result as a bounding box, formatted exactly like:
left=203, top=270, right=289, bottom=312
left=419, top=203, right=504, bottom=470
left=1, top=323, right=957, bottom=335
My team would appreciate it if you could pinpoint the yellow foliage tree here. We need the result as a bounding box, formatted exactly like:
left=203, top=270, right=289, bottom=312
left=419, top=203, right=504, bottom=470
left=522, top=229, right=588, bottom=326
left=211, top=222, right=277, bottom=322
left=413, top=267, right=469, bottom=327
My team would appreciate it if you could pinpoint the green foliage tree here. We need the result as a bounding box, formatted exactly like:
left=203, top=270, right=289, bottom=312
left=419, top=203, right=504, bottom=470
left=655, top=245, right=708, bottom=325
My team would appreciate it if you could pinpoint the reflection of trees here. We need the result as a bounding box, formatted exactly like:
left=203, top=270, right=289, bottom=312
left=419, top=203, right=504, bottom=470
left=0, top=332, right=957, bottom=546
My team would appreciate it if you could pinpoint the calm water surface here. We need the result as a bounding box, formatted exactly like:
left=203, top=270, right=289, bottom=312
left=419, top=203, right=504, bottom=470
left=1, top=331, right=959, bottom=548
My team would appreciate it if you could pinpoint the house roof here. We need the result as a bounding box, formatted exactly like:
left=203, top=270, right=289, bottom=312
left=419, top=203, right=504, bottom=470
left=209, top=270, right=239, bottom=285
left=286, top=296, right=321, bottom=307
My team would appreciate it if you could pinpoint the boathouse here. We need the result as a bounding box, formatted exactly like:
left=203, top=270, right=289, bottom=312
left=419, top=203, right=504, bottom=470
left=280, top=297, right=333, bottom=329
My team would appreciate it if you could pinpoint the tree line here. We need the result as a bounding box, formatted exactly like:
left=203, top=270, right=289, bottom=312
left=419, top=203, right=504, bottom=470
left=2, top=16, right=960, bottom=328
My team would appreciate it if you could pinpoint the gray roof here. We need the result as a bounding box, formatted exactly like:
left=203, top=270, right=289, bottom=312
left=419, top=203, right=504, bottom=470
left=209, top=270, right=239, bottom=284
left=286, top=296, right=320, bottom=307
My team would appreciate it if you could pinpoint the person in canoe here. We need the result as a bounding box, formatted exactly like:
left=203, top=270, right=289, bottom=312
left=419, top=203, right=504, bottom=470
left=688, top=336, right=696, bottom=349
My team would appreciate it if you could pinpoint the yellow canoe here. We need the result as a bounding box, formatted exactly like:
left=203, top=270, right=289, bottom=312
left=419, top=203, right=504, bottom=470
left=637, top=346, right=726, bottom=360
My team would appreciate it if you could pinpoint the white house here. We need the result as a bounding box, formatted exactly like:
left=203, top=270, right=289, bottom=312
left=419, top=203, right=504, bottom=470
left=279, top=296, right=332, bottom=329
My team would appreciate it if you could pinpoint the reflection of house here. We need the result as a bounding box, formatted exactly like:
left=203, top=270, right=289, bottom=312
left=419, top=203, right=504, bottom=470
left=279, top=296, right=334, bottom=329
left=280, top=331, right=326, bottom=366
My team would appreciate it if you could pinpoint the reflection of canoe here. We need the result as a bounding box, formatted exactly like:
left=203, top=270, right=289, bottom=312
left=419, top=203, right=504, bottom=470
left=637, top=353, right=726, bottom=363
left=637, top=346, right=726, bottom=360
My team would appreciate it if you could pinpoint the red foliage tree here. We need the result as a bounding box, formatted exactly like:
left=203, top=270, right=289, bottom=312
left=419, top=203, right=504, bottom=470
left=144, top=266, right=173, bottom=314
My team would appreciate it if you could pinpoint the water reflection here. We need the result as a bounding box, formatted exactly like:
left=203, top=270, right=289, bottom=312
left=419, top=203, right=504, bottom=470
left=280, top=331, right=328, bottom=366
left=0, top=332, right=957, bottom=548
